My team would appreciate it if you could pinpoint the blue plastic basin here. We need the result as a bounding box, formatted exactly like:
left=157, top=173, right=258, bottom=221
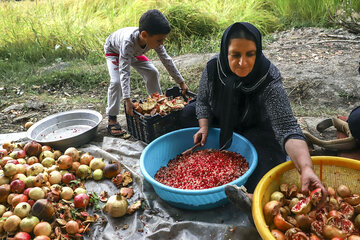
left=140, top=127, right=258, bottom=210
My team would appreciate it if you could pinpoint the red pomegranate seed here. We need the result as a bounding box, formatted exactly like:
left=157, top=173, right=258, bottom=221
left=154, top=149, right=249, bottom=190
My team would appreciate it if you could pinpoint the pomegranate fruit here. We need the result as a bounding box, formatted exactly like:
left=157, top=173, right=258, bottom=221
left=103, top=193, right=128, bottom=218
left=328, top=210, right=343, bottom=218
left=48, top=170, right=62, bottom=184
left=39, top=150, right=54, bottom=162
left=41, top=145, right=51, bottom=152
left=72, top=161, right=81, bottom=172
left=327, top=216, right=355, bottom=236
left=53, top=150, right=61, bottom=160
left=309, top=233, right=321, bottom=240
left=10, top=179, right=26, bottom=193
left=27, top=156, right=39, bottom=165
left=60, top=187, right=74, bottom=200
left=339, top=201, right=354, bottom=219
left=10, top=149, right=26, bottom=159
left=74, top=193, right=89, bottom=208
left=0, top=204, right=5, bottom=216
left=64, top=147, right=80, bottom=162
left=57, top=155, right=73, bottom=170
left=0, top=148, right=7, bottom=158
left=344, top=194, right=360, bottom=206
left=62, top=172, right=75, bottom=184
left=271, top=229, right=285, bottom=240
left=33, top=236, right=51, bottom=240
left=2, top=142, right=15, bottom=152
left=271, top=191, right=285, bottom=203
left=263, top=200, right=281, bottom=224
left=19, top=215, right=40, bottom=233
left=11, top=194, right=28, bottom=208
left=274, top=213, right=295, bottom=232
left=14, top=202, right=31, bottom=218
left=3, top=214, right=21, bottom=232
left=23, top=141, right=42, bottom=157
left=295, top=214, right=312, bottom=231
left=80, top=152, right=93, bottom=165
left=0, top=184, right=10, bottom=203
left=284, top=227, right=302, bottom=239
left=34, top=173, right=48, bottom=187
left=14, top=231, right=32, bottom=240
left=0, top=175, right=10, bottom=185
left=291, top=197, right=312, bottom=214
left=4, top=163, right=17, bottom=176
left=65, top=220, right=79, bottom=234
left=74, top=187, right=87, bottom=195
left=310, top=220, right=324, bottom=238
left=92, top=169, right=103, bottom=180
left=76, top=164, right=91, bottom=179
left=322, top=224, right=347, bottom=239
left=348, top=235, right=360, bottom=240
left=103, top=162, right=121, bottom=179
left=33, top=221, right=52, bottom=236
left=89, top=158, right=105, bottom=170
left=31, top=199, right=55, bottom=220
left=29, top=187, right=45, bottom=200
left=337, top=185, right=351, bottom=198
left=310, top=188, right=322, bottom=206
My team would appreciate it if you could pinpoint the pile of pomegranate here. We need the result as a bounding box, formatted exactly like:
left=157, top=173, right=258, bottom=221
left=154, top=149, right=249, bottom=189
left=0, top=141, right=141, bottom=240
left=133, top=92, right=192, bottom=116
left=265, top=183, right=360, bottom=240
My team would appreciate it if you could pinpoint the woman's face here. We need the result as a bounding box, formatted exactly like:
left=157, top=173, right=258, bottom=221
left=227, top=38, right=257, bottom=77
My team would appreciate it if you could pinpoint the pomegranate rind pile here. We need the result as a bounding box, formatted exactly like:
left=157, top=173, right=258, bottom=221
left=155, top=149, right=249, bottom=190
left=133, top=92, right=192, bottom=117
left=265, top=183, right=360, bottom=240
left=0, top=141, right=142, bottom=240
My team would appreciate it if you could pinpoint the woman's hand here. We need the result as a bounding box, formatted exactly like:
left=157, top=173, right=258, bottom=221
left=285, top=139, right=327, bottom=206
left=300, top=166, right=327, bottom=207
left=194, top=127, right=208, bottom=146
left=125, top=98, right=134, bottom=116
left=179, top=82, right=189, bottom=96
left=194, top=119, right=209, bottom=146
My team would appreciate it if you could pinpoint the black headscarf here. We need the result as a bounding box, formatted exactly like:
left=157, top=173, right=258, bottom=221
left=209, top=22, right=272, bottom=149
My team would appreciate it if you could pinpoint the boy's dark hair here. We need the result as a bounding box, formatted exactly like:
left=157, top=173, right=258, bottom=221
left=139, top=9, right=171, bottom=35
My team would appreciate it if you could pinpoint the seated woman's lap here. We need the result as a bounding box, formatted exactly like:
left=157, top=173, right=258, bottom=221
left=242, top=127, right=287, bottom=193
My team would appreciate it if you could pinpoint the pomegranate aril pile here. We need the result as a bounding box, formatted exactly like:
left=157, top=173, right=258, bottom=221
left=154, top=149, right=248, bottom=190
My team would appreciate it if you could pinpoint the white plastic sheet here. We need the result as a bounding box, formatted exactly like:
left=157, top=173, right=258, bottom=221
left=0, top=133, right=261, bottom=240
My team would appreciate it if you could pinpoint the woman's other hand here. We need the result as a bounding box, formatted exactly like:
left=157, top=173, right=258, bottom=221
left=194, top=119, right=209, bottom=146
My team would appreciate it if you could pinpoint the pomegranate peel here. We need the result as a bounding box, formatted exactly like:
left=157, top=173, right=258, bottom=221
left=274, top=213, right=295, bottom=232
left=310, top=188, right=322, bottom=206
left=291, top=197, right=312, bottom=214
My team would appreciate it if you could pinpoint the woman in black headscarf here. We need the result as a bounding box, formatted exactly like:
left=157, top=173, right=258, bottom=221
left=193, top=22, right=326, bottom=206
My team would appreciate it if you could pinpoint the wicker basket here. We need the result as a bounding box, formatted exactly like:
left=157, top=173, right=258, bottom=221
left=253, top=156, right=360, bottom=239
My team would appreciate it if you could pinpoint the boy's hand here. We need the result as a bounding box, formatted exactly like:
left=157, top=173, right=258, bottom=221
left=179, top=82, right=189, bottom=96
left=125, top=98, right=134, bottom=116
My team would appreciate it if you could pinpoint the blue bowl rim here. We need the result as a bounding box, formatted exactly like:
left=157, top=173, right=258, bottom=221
left=140, top=127, right=258, bottom=195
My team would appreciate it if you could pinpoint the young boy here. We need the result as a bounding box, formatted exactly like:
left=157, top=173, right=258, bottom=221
left=104, top=9, right=189, bottom=137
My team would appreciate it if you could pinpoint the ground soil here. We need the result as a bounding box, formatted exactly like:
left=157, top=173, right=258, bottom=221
left=1, top=27, right=359, bottom=152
